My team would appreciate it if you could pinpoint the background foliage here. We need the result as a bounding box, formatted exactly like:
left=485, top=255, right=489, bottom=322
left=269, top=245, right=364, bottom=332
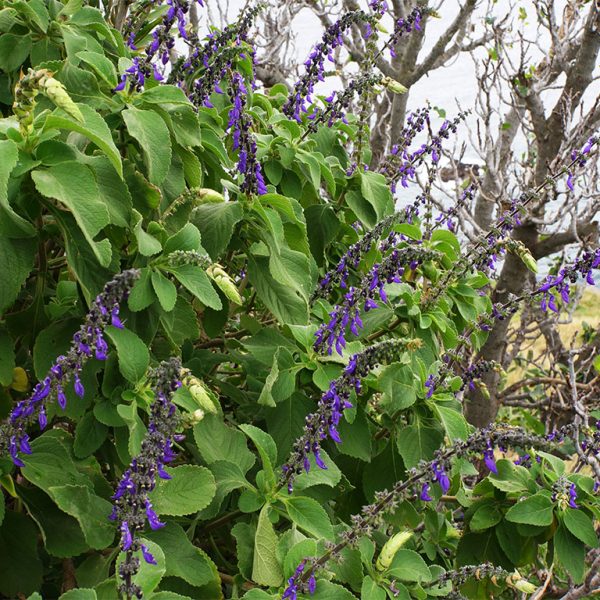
left=0, top=1, right=599, bottom=599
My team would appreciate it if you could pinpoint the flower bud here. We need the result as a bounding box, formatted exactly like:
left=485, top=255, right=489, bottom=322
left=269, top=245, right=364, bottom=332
left=43, top=77, right=84, bottom=123
left=207, top=264, right=242, bottom=304
left=185, top=377, right=219, bottom=414
left=375, top=530, right=413, bottom=571
left=518, top=249, right=538, bottom=273
left=11, top=367, right=29, bottom=393
left=381, top=76, right=408, bottom=94
left=197, top=188, right=225, bottom=204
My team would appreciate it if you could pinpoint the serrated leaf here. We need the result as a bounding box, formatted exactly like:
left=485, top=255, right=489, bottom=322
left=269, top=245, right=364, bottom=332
left=0, top=139, right=36, bottom=236
left=148, top=465, right=216, bottom=516
left=0, top=512, right=43, bottom=597
left=123, top=107, right=172, bottom=186
left=147, top=522, right=219, bottom=587
left=32, top=162, right=111, bottom=266
left=194, top=415, right=255, bottom=473
left=116, top=538, right=165, bottom=595
left=47, top=484, right=115, bottom=549
left=169, top=264, right=222, bottom=310
left=44, top=105, right=122, bottom=177
left=191, top=202, right=243, bottom=260
left=151, top=270, right=177, bottom=312
left=386, top=549, right=431, bottom=582
left=105, top=325, right=149, bottom=383
left=283, top=496, right=334, bottom=540
left=505, top=494, right=553, bottom=526
left=563, top=509, right=598, bottom=548
left=252, top=505, right=283, bottom=586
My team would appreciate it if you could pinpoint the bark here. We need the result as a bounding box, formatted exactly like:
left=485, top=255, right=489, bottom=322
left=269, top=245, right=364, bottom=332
left=465, top=4, right=600, bottom=427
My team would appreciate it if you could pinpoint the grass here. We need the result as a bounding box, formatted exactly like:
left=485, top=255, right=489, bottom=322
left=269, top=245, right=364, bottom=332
left=506, top=287, right=600, bottom=384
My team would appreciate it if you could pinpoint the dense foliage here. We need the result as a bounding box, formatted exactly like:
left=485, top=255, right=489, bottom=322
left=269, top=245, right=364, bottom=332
left=0, top=1, right=598, bottom=599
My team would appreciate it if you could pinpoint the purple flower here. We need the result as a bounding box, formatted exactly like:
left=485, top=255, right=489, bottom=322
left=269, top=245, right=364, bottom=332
left=432, top=462, right=450, bottom=494
left=425, top=374, right=435, bottom=398
left=0, top=270, right=140, bottom=468
left=568, top=483, right=578, bottom=509
left=227, top=73, right=267, bottom=196
left=420, top=482, right=433, bottom=501
left=121, top=521, right=133, bottom=551
left=110, top=359, right=182, bottom=597
left=74, top=374, right=85, bottom=399
left=111, top=308, right=124, bottom=329
left=141, top=544, right=157, bottom=565
left=483, top=444, right=497, bottom=474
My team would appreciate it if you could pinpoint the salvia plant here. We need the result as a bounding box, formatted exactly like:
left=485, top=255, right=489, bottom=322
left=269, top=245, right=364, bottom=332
left=0, top=1, right=598, bottom=600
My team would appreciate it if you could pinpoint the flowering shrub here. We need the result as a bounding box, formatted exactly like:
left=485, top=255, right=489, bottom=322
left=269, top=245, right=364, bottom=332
left=0, top=2, right=598, bottom=600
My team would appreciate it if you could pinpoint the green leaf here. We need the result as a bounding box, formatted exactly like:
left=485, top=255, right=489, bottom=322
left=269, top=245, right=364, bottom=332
left=44, top=104, right=122, bottom=177
left=505, top=494, right=554, bottom=526
left=337, top=408, right=372, bottom=461
left=47, top=484, right=115, bottom=549
left=488, top=459, right=531, bottom=493
left=32, top=162, right=111, bottom=266
left=563, top=509, right=599, bottom=547
left=159, top=296, right=199, bottom=344
left=0, top=139, right=36, bottom=236
left=59, top=589, right=97, bottom=600
left=0, top=512, right=43, bottom=597
left=169, top=264, right=222, bottom=310
left=146, top=522, right=219, bottom=587
left=138, top=85, right=191, bottom=105
left=239, top=424, right=277, bottom=484
left=378, top=363, right=417, bottom=412
left=241, top=590, right=276, bottom=600
left=283, top=496, right=334, bottom=540
left=293, top=449, right=342, bottom=491
left=252, top=505, right=283, bottom=587
left=387, top=549, right=431, bottom=582
left=304, top=204, right=341, bottom=265
left=232, top=522, right=255, bottom=580
left=0, top=34, right=31, bottom=71
left=396, top=424, right=443, bottom=469
left=0, top=236, right=37, bottom=313
left=163, top=223, right=204, bottom=254
left=248, top=255, right=309, bottom=325
left=191, top=202, right=243, bottom=260
left=360, top=171, right=393, bottom=221
left=128, top=268, right=156, bottom=312
left=554, top=523, right=585, bottom=584
left=311, top=580, right=358, bottom=599
left=116, top=401, right=146, bottom=457
left=13, top=0, right=49, bottom=32
left=132, top=209, right=162, bottom=256
left=123, top=107, right=172, bottom=186
left=283, top=539, right=317, bottom=578
left=209, top=460, right=252, bottom=507
left=17, top=485, right=88, bottom=558
left=361, top=576, right=386, bottom=600
left=73, top=412, right=108, bottom=458
left=433, top=405, right=469, bottom=441
left=116, top=538, right=166, bottom=595
left=151, top=270, right=177, bottom=312
left=84, top=156, right=132, bottom=229
left=535, top=451, right=565, bottom=475
left=21, top=432, right=92, bottom=493
left=105, top=325, right=149, bottom=383
left=470, top=503, right=502, bottom=532
left=148, top=465, right=216, bottom=516
left=76, top=51, right=117, bottom=87
left=193, top=415, right=255, bottom=473
left=0, top=329, right=15, bottom=387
